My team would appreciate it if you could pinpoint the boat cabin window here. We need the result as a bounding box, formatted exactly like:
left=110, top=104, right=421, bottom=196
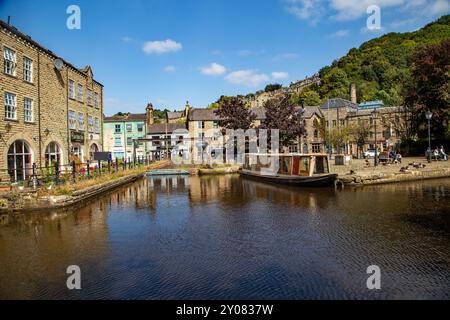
left=279, top=156, right=292, bottom=175
left=314, top=156, right=329, bottom=174
left=298, top=157, right=310, bottom=176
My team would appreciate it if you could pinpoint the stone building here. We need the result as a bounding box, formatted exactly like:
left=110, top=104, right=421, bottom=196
left=0, top=20, right=103, bottom=182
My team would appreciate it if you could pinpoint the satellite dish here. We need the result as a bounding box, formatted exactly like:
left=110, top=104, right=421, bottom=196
left=53, top=59, right=64, bottom=71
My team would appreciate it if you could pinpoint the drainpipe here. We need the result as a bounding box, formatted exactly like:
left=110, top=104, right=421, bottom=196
left=37, top=51, right=42, bottom=168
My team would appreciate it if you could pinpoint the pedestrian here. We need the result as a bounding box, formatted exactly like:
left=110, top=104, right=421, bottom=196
left=439, top=146, right=448, bottom=161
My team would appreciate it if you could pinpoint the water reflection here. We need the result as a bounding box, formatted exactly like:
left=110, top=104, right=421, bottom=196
left=0, top=175, right=449, bottom=299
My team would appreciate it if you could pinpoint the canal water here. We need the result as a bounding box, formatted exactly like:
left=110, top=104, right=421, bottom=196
left=1, top=175, right=450, bottom=300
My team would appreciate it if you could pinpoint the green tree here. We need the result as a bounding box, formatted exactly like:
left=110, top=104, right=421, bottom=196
left=290, top=88, right=322, bottom=106
left=264, top=84, right=282, bottom=92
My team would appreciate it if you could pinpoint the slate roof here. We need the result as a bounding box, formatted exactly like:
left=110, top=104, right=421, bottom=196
left=167, top=111, right=185, bottom=120
left=104, top=113, right=146, bottom=122
left=147, top=123, right=187, bottom=134
left=320, top=98, right=359, bottom=110
left=188, top=107, right=266, bottom=121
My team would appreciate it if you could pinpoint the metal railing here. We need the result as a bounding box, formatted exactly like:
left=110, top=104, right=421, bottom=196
left=0, top=155, right=154, bottom=188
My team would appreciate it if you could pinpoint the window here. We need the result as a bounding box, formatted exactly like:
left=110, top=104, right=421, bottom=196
left=213, top=121, right=219, bottom=129
left=4, top=92, right=16, bottom=120
left=3, top=47, right=16, bottom=76
left=24, top=98, right=33, bottom=122
left=78, top=113, right=85, bottom=131
left=69, top=110, right=76, bottom=129
left=312, top=143, right=321, bottom=153
left=94, top=117, right=100, bottom=133
left=198, top=121, right=205, bottom=129
left=340, top=120, right=345, bottom=126
left=289, top=145, right=298, bottom=153
left=88, top=115, right=94, bottom=132
left=94, top=93, right=99, bottom=109
left=77, top=84, right=84, bottom=102
left=45, top=142, right=61, bottom=167
left=87, top=90, right=93, bottom=106
left=325, top=121, right=329, bottom=128
left=126, top=123, right=132, bottom=132
left=127, top=137, right=133, bottom=145
left=69, top=80, right=75, bottom=99
left=7, top=140, right=32, bottom=182
left=137, top=123, right=144, bottom=132
left=114, top=137, right=122, bottom=147
left=332, top=120, right=337, bottom=127
left=115, top=124, right=121, bottom=133
left=23, top=57, right=33, bottom=82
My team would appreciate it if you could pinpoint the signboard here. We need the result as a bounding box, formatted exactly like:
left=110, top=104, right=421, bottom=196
left=71, top=131, right=85, bottom=143
left=94, top=152, right=111, bottom=161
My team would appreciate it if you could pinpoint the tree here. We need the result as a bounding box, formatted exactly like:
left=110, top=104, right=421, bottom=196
left=214, top=97, right=256, bottom=130
left=349, top=121, right=371, bottom=158
left=290, top=88, right=322, bottom=106
left=405, top=39, right=450, bottom=138
left=264, top=83, right=282, bottom=92
left=315, top=117, right=352, bottom=154
left=262, top=95, right=306, bottom=148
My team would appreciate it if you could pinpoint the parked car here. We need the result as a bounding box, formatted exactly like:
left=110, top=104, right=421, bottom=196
left=363, top=149, right=377, bottom=159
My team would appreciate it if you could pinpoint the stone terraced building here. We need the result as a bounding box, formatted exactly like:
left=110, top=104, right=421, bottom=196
left=0, top=20, right=103, bottom=182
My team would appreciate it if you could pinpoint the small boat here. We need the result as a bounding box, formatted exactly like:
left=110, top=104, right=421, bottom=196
left=146, top=169, right=190, bottom=176
left=239, top=153, right=337, bottom=187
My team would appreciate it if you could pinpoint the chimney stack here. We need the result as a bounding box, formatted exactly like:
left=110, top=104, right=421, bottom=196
left=350, top=84, right=357, bottom=104
left=7, top=16, right=11, bottom=25
left=146, top=103, right=154, bottom=127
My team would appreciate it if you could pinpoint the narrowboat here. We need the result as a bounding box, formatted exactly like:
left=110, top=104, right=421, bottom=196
left=239, top=153, right=338, bottom=187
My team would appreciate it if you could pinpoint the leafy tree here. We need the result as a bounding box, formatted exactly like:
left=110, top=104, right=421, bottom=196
left=349, top=121, right=371, bottom=158
left=405, top=38, right=450, bottom=138
left=261, top=96, right=306, bottom=148
left=290, top=87, right=322, bottom=106
left=264, top=84, right=282, bottom=92
left=214, top=97, right=256, bottom=130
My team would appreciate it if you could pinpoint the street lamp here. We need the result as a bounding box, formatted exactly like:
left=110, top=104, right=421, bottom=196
left=426, top=111, right=433, bottom=163
left=371, top=108, right=379, bottom=167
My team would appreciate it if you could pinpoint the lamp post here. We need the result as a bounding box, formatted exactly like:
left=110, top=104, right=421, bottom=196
left=426, top=111, right=433, bottom=163
left=372, top=109, right=379, bottom=167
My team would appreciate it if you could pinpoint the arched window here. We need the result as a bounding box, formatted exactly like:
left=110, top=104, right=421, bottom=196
left=314, top=129, right=318, bottom=139
left=45, top=142, right=62, bottom=167
left=7, top=140, right=33, bottom=182
left=90, top=143, right=99, bottom=160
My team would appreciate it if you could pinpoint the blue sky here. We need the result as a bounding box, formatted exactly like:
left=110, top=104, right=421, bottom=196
left=0, top=0, right=449, bottom=115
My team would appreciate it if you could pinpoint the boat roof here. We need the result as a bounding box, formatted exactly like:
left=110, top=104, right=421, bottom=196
left=246, top=153, right=329, bottom=157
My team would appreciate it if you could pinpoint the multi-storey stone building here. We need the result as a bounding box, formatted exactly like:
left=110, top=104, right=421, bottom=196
left=0, top=20, right=103, bottom=182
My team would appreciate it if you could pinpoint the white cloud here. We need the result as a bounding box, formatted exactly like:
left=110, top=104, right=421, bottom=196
left=122, top=36, right=134, bottom=43
left=142, top=39, right=182, bottom=54
left=164, top=65, right=176, bottom=72
left=200, top=63, right=227, bottom=76
left=226, top=70, right=270, bottom=87
left=429, top=0, right=450, bottom=15
left=285, top=0, right=325, bottom=23
left=284, top=0, right=448, bottom=23
left=329, top=29, right=350, bottom=37
left=238, top=49, right=265, bottom=56
left=272, top=72, right=289, bottom=79
left=273, top=53, right=299, bottom=61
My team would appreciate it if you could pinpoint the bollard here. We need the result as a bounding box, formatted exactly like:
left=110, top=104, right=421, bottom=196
left=72, top=161, right=76, bottom=182
left=98, top=160, right=101, bottom=176
left=87, top=160, right=90, bottom=178
left=32, top=163, right=37, bottom=190
left=108, top=160, right=111, bottom=173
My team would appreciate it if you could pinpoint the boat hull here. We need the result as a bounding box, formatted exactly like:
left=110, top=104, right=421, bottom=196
left=239, top=170, right=338, bottom=187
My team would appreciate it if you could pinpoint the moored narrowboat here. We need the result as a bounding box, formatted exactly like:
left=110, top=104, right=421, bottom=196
left=239, top=153, right=337, bottom=187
